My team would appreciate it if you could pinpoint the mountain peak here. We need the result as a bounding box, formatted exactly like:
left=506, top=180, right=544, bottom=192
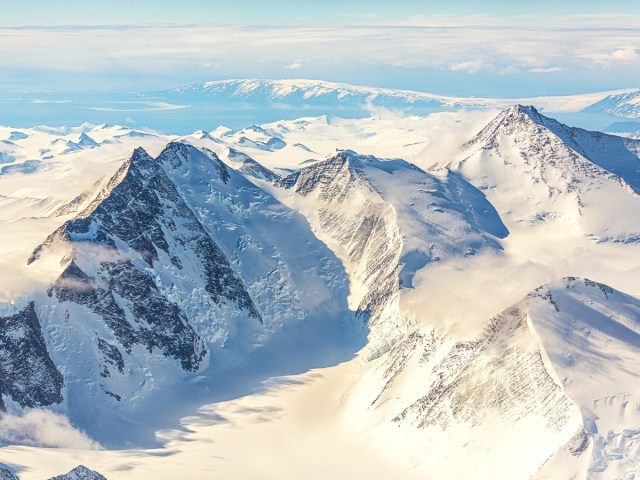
left=463, top=104, right=548, bottom=151
left=47, top=465, right=107, bottom=480
left=158, top=141, right=231, bottom=184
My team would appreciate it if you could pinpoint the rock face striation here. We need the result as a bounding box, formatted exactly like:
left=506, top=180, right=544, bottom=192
left=276, top=149, right=507, bottom=358
left=1, top=107, right=639, bottom=478
left=449, top=105, right=640, bottom=242
left=0, top=141, right=357, bottom=442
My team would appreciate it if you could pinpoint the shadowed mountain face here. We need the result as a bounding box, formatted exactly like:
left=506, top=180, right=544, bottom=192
left=0, top=105, right=639, bottom=478
left=30, top=145, right=260, bottom=374
left=277, top=150, right=508, bottom=358
left=0, top=301, right=63, bottom=410
left=0, top=141, right=360, bottom=444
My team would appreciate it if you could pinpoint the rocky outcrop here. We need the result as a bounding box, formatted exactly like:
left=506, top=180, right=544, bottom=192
left=0, top=302, right=63, bottom=409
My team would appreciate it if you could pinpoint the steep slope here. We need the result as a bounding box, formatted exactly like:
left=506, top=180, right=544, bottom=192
left=222, top=147, right=279, bottom=181
left=359, top=277, right=640, bottom=479
left=274, top=150, right=507, bottom=357
left=22, top=146, right=256, bottom=414
left=529, top=278, right=640, bottom=479
left=47, top=466, right=106, bottom=480
left=584, top=90, right=640, bottom=119
left=0, top=301, right=63, bottom=411
left=512, top=106, right=640, bottom=191
left=5, top=142, right=358, bottom=443
left=449, top=105, right=640, bottom=242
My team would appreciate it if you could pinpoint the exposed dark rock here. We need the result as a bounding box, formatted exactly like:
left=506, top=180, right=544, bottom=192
left=0, top=302, right=63, bottom=409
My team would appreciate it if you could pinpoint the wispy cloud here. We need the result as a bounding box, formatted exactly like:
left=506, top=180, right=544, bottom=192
left=0, top=409, right=100, bottom=449
left=86, top=102, right=189, bottom=112
left=529, top=67, right=564, bottom=73
left=285, top=60, right=305, bottom=70
left=1, top=14, right=639, bottom=94
left=450, top=60, right=487, bottom=74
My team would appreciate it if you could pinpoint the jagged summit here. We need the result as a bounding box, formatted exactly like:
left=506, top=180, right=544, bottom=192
left=47, top=465, right=107, bottom=480
left=275, top=149, right=382, bottom=195
left=158, top=141, right=231, bottom=183
left=75, top=132, right=99, bottom=148
left=4, top=140, right=359, bottom=443
left=450, top=104, right=640, bottom=242
left=465, top=104, right=557, bottom=150
left=464, top=104, right=640, bottom=190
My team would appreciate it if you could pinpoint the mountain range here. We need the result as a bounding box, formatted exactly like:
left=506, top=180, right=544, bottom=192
left=0, top=102, right=639, bottom=479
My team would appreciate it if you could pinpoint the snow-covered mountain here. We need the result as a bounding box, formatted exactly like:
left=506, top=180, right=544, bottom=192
left=0, top=140, right=360, bottom=443
left=365, top=277, right=640, bottom=479
left=0, top=465, right=105, bottom=480
left=146, top=79, right=460, bottom=109
left=447, top=105, right=640, bottom=243
left=584, top=90, right=640, bottom=118
left=0, top=105, right=639, bottom=479
left=272, top=149, right=507, bottom=358
left=144, top=79, right=638, bottom=117
left=47, top=466, right=107, bottom=480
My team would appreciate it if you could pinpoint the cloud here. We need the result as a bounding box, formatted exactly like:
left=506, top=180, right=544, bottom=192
left=450, top=60, right=487, bottom=74
left=31, top=99, right=72, bottom=104
left=611, top=46, right=639, bottom=60
left=410, top=109, right=498, bottom=170
left=1, top=14, right=639, bottom=92
left=285, top=60, right=304, bottom=70
left=0, top=409, right=101, bottom=449
left=499, top=66, right=520, bottom=75
left=87, top=101, right=189, bottom=112
left=529, top=67, right=564, bottom=73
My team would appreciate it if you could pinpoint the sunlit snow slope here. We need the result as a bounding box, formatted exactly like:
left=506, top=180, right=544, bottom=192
left=0, top=106, right=639, bottom=479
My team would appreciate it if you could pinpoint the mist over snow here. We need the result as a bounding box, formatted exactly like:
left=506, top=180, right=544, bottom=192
left=1, top=1, right=640, bottom=479
left=0, top=409, right=100, bottom=450
left=1, top=102, right=639, bottom=478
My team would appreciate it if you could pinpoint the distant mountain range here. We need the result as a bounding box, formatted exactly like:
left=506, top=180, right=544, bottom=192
left=3, top=79, right=639, bottom=134
left=142, top=78, right=640, bottom=117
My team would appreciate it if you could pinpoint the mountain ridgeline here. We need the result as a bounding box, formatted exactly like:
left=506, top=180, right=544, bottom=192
left=0, top=105, right=639, bottom=478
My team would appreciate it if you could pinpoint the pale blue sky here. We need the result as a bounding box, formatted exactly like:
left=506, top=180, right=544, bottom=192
left=1, top=1, right=639, bottom=96
left=4, top=1, right=640, bottom=25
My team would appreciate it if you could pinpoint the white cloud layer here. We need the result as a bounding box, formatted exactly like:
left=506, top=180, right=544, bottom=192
left=0, top=409, right=101, bottom=449
left=0, top=14, right=638, bottom=92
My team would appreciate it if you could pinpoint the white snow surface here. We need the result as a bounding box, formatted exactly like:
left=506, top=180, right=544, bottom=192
left=0, top=107, right=639, bottom=479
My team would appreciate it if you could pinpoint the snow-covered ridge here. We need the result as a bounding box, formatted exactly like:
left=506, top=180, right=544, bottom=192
left=0, top=139, right=360, bottom=444
left=1, top=107, right=640, bottom=478
left=584, top=90, right=640, bottom=118
left=147, top=78, right=640, bottom=113
left=161, top=78, right=450, bottom=106
left=449, top=105, right=640, bottom=243
left=273, top=149, right=507, bottom=358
